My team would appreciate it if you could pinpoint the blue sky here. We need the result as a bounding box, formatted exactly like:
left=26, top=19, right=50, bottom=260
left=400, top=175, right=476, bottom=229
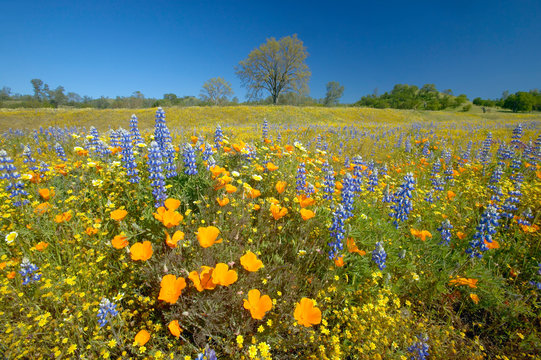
left=1, top=0, right=540, bottom=103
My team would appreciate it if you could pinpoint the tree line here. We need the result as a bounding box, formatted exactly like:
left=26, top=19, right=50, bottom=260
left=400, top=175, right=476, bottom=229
left=0, top=34, right=538, bottom=112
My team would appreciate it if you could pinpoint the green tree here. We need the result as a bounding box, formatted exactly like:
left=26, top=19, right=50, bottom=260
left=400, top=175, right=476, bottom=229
left=503, top=92, right=534, bottom=112
left=31, top=79, right=44, bottom=101
left=324, top=81, right=344, bottom=106
left=236, top=34, right=310, bottom=104
left=200, top=77, right=233, bottom=105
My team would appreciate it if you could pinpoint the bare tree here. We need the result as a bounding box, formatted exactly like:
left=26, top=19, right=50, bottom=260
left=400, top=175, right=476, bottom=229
left=236, top=34, right=310, bottom=104
left=200, top=77, right=233, bottom=106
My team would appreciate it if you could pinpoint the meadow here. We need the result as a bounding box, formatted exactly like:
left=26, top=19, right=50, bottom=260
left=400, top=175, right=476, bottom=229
left=0, top=106, right=540, bottom=359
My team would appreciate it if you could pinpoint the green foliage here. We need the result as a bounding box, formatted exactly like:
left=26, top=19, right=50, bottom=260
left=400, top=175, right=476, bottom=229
left=236, top=34, right=311, bottom=104
left=199, top=77, right=234, bottom=106
left=323, top=81, right=344, bottom=106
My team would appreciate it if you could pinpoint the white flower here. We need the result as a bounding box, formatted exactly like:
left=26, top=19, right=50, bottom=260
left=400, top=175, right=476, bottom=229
left=231, top=171, right=240, bottom=177
left=252, top=175, right=262, bottom=181
left=92, top=180, right=103, bottom=187
left=5, top=231, right=18, bottom=244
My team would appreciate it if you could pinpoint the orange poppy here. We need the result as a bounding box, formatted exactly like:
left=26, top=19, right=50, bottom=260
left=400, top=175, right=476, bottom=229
left=188, top=266, right=217, bottom=291
left=212, top=263, right=238, bottom=286
left=275, top=181, right=287, bottom=194
left=297, top=195, right=315, bottom=208
left=449, top=276, right=478, bottom=288
left=469, top=293, right=480, bottom=304
left=165, top=230, right=184, bottom=248
left=300, top=208, right=315, bottom=221
left=134, top=329, right=150, bottom=346
left=153, top=206, right=183, bottom=228
left=246, top=188, right=261, bottom=199
left=484, top=239, right=500, bottom=249
left=270, top=204, right=288, bottom=220
left=168, top=320, right=182, bottom=337
left=85, top=227, right=99, bottom=236
left=294, top=298, right=322, bottom=327
left=54, top=211, right=72, bottom=223
left=346, top=238, right=366, bottom=255
left=243, top=289, right=273, bottom=320
left=110, top=209, right=128, bottom=221
left=164, top=198, right=181, bottom=211
left=447, top=190, right=456, bottom=201
left=112, top=234, right=129, bottom=249
left=334, top=256, right=345, bottom=267
left=266, top=162, right=278, bottom=172
left=35, top=241, right=49, bottom=251
left=210, top=165, right=226, bottom=178
left=240, top=251, right=264, bottom=272
left=34, top=202, right=51, bottom=215
left=130, top=241, right=153, bottom=261
left=7, top=271, right=16, bottom=279
left=217, top=197, right=230, bottom=207
left=158, top=274, right=187, bottom=304
left=38, top=188, right=54, bottom=201
left=225, top=184, right=237, bottom=193
left=410, top=229, right=432, bottom=241
left=197, top=226, right=222, bottom=248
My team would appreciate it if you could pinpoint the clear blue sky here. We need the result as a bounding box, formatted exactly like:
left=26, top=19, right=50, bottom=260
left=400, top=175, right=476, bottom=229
left=1, top=0, right=540, bottom=103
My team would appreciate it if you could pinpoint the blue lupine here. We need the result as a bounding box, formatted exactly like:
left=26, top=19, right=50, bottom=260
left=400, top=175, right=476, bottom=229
left=466, top=204, right=500, bottom=258
left=389, top=173, right=415, bottom=227
left=367, top=168, right=378, bottom=192
left=372, top=241, right=387, bottom=270
left=120, top=130, right=139, bottom=183
left=479, top=132, right=493, bottom=168
left=214, top=125, right=223, bottom=149
left=183, top=143, right=198, bottom=175
left=424, top=189, right=434, bottom=204
left=341, top=173, right=355, bottom=219
left=352, top=156, right=364, bottom=192
left=19, top=258, right=41, bottom=285
left=382, top=185, right=393, bottom=203
left=408, top=334, right=430, bottom=360
left=154, top=107, right=172, bottom=152
left=511, top=123, right=523, bottom=147
left=22, top=146, right=38, bottom=171
left=97, top=298, right=119, bottom=327
left=196, top=347, right=217, bottom=360
left=54, top=142, right=67, bottom=162
left=148, top=141, right=167, bottom=208
left=322, top=161, right=335, bottom=200
left=462, top=140, right=472, bottom=162
left=296, top=163, right=306, bottom=194
left=262, top=118, right=269, bottom=140
left=1, top=150, right=29, bottom=206
left=89, top=126, right=100, bottom=151
left=202, top=142, right=214, bottom=170
left=430, top=160, right=444, bottom=191
left=438, top=220, right=453, bottom=246
left=405, top=138, right=412, bottom=153
left=163, top=143, right=177, bottom=178
left=328, top=204, right=346, bottom=260
left=109, top=129, right=121, bottom=148
left=130, top=114, right=144, bottom=146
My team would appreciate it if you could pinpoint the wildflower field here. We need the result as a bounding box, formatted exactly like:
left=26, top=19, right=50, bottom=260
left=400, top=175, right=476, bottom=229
left=0, top=106, right=540, bottom=359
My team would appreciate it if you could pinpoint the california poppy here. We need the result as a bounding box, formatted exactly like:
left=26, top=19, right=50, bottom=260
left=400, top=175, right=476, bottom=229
left=130, top=241, right=153, bottom=261
left=165, top=230, right=184, bottom=248
left=188, top=266, right=217, bottom=291
left=270, top=204, right=288, bottom=220
left=470, top=293, right=480, bottom=304
left=246, top=187, right=261, bottom=199
left=54, top=211, right=72, bottom=223
left=240, top=251, right=264, bottom=272
left=217, top=197, right=230, bottom=207
left=294, top=298, right=322, bottom=327
left=449, top=276, right=478, bottom=288
left=112, top=234, right=129, bottom=249
left=334, top=256, right=345, bottom=267
left=484, top=239, right=500, bottom=249
left=225, top=184, right=237, bottom=193
left=34, top=202, right=51, bottom=215
left=134, top=329, right=150, bottom=346
left=346, top=238, right=366, bottom=255
left=38, top=188, right=54, bottom=201
left=243, top=289, right=272, bottom=320
left=197, top=226, right=222, bottom=248
left=110, top=209, right=128, bottom=221
left=447, top=190, right=456, bottom=201
left=410, top=229, right=432, bottom=241
left=158, top=274, right=187, bottom=304
left=164, top=198, right=181, bottom=211
left=297, top=195, right=315, bottom=208
left=456, top=231, right=466, bottom=240
left=154, top=207, right=183, bottom=228
left=275, top=181, right=287, bottom=194
left=300, top=208, right=315, bottom=221
left=35, top=241, right=49, bottom=251
left=168, top=320, right=182, bottom=337
left=266, top=162, right=278, bottom=171
left=212, top=263, right=238, bottom=286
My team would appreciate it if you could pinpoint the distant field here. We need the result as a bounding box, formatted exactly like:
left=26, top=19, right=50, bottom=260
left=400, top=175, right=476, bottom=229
left=1, top=106, right=540, bottom=133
